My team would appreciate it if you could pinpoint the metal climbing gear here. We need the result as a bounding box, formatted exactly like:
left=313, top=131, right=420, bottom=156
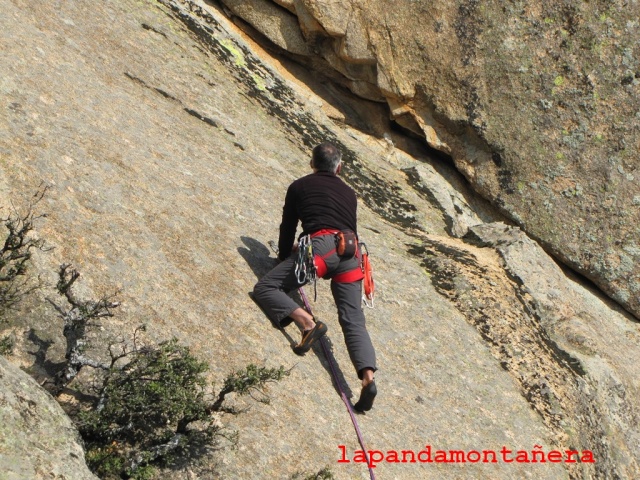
left=295, top=234, right=316, bottom=285
left=294, top=234, right=319, bottom=300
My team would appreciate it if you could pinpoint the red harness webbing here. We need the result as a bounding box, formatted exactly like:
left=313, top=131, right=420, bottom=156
left=309, top=230, right=364, bottom=282
left=360, top=244, right=375, bottom=307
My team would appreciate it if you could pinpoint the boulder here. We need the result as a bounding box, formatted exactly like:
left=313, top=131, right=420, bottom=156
left=0, top=357, right=98, bottom=480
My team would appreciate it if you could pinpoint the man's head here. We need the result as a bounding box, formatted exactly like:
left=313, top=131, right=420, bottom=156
left=311, top=142, right=342, bottom=174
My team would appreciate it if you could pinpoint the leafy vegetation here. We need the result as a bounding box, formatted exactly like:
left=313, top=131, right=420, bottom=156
left=0, top=335, right=13, bottom=355
left=75, top=336, right=289, bottom=478
left=74, top=337, right=213, bottom=478
left=291, top=466, right=336, bottom=480
left=0, top=191, right=290, bottom=478
left=47, top=265, right=289, bottom=478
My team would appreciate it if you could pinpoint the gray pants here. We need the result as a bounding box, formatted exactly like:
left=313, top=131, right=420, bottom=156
left=253, top=235, right=377, bottom=379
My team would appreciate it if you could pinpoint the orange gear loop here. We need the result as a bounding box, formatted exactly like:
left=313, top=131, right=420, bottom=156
left=360, top=242, right=375, bottom=308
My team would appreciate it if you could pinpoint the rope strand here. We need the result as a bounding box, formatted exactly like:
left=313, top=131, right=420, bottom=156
left=299, top=287, right=376, bottom=480
left=268, top=240, right=374, bottom=479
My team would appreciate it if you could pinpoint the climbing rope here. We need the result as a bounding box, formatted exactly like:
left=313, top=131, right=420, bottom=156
left=298, top=286, right=376, bottom=480
left=268, top=240, right=375, bottom=479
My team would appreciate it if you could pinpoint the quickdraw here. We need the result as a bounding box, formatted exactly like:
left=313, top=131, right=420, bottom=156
left=295, top=235, right=316, bottom=284
left=295, top=234, right=318, bottom=300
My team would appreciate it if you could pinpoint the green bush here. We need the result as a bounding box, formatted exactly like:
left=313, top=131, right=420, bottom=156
left=291, top=466, right=336, bottom=480
left=0, top=335, right=13, bottom=355
left=213, top=363, right=290, bottom=410
left=79, top=338, right=211, bottom=440
left=73, top=334, right=289, bottom=478
left=76, top=338, right=218, bottom=477
left=48, top=266, right=292, bottom=477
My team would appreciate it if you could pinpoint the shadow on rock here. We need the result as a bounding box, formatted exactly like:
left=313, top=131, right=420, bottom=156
left=26, top=328, right=65, bottom=383
left=316, top=335, right=354, bottom=401
left=238, top=236, right=276, bottom=280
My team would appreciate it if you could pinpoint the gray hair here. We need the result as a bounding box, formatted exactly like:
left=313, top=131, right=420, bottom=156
left=312, top=142, right=342, bottom=173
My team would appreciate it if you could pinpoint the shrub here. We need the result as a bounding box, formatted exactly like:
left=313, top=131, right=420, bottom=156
left=0, top=186, right=49, bottom=318
left=49, top=264, right=290, bottom=478
left=291, top=467, right=336, bottom=480
left=77, top=339, right=289, bottom=478
left=0, top=335, right=13, bottom=355
left=77, top=337, right=219, bottom=478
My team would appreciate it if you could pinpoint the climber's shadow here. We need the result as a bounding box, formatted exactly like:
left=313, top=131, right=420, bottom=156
left=238, top=236, right=298, bottom=346
left=315, top=335, right=354, bottom=401
left=238, top=236, right=274, bottom=280
left=238, top=236, right=353, bottom=400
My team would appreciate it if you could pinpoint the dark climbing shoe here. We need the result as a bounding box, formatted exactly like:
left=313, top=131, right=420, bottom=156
left=354, top=381, right=377, bottom=412
left=292, top=321, right=327, bottom=355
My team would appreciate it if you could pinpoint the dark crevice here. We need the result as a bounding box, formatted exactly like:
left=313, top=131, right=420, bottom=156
left=141, top=23, right=168, bottom=38
left=124, top=71, right=221, bottom=130
left=184, top=108, right=219, bottom=128
left=124, top=72, right=179, bottom=103
left=159, top=0, right=421, bottom=231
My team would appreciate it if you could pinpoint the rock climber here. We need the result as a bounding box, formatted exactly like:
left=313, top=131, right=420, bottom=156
left=253, top=142, right=378, bottom=412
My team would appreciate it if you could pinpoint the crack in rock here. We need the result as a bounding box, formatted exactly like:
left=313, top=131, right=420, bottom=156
left=408, top=233, right=618, bottom=480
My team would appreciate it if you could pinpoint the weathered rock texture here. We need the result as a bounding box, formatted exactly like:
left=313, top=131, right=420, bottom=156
left=0, top=357, right=99, bottom=480
left=1, top=0, right=639, bottom=479
left=218, top=0, right=640, bottom=320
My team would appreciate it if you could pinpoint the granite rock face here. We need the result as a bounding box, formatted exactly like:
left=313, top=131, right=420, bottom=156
left=0, top=357, right=99, bottom=480
left=218, top=0, right=640, bottom=320
left=1, top=0, right=639, bottom=478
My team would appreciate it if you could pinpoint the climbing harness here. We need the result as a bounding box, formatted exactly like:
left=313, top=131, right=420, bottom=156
left=360, top=242, right=375, bottom=308
left=294, top=234, right=374, bottom=307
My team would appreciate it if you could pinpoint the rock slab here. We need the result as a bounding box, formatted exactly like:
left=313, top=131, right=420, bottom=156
left=218, top=0, right=640, bottom=320
left=0, top=357, right=98, bottom=480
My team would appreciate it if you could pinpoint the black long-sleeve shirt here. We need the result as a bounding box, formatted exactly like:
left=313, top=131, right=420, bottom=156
left=278, top=172, right=358, bottom=260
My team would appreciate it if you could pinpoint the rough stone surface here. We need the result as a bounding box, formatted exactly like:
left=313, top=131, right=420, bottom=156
left=0, top=357, right=99, bottom=480
left=0, top=0, right=639, bottom=479
left=405, top=163, right=505, bottom=238
left=222, top=0, right=311, bottom=55
left=218, top=0, right=640, bottom=320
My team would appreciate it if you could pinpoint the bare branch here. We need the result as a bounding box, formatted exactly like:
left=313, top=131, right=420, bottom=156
left=0, top=184, right=50, bottom=316
left=48, top=264, right=121, bottom=393
left=129, top=434, right=185, bottom=471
